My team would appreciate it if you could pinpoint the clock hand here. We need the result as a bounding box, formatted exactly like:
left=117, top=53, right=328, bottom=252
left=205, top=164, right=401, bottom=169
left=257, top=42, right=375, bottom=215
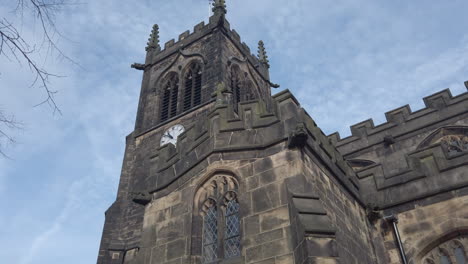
left=163, top=132, right=172, bottom=139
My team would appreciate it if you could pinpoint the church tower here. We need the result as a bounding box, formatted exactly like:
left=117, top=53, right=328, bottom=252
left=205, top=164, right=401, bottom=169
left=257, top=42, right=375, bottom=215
left=93, top=1, right=445, bottom=263
left=97, top=1, right=468, bottom=264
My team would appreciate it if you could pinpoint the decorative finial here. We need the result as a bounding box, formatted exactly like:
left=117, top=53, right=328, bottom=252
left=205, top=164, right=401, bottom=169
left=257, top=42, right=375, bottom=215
left=258, top=40, right=270, bottom=68
left=146, top=24, right=160, bottom=51
left=212, top=0, right=227, bottom=15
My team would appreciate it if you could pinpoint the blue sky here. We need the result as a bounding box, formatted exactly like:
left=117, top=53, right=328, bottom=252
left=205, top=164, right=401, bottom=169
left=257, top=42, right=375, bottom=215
left=1, top=0, right=467, bottom=263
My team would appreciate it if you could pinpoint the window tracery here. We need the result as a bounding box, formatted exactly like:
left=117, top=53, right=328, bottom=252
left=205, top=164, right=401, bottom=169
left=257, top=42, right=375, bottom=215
left=437, top=135, right=468, bottom=155
left=195, top=174, right=241, bottom=263
left=183, top=62, right=203, bottom=112
left=160, top=72, right=179, bottom=122
left=423, top=236, right=468, bottom=264
left=417, top=126, right=468, bottom=156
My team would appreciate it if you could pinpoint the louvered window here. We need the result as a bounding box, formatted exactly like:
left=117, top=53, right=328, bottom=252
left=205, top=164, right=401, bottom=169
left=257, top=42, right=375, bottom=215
left=160, top=73, right=179, bottom=122
left=183, top=63, right=203, bottom=111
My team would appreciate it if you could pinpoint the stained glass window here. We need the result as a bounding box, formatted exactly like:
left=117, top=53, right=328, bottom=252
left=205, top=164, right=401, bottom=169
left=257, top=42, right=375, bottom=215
left=203, top=205, right=218, bottom=263
left=224, top=199, right=240, bottom=258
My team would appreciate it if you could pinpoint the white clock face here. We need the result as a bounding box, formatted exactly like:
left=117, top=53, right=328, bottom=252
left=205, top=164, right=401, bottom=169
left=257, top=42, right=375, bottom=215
left=160, top=124, right=185, bottom=146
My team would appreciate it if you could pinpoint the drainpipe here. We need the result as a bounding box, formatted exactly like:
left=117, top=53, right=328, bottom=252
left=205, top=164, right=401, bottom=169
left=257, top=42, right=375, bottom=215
left=384, top=215, right=408, bottom=264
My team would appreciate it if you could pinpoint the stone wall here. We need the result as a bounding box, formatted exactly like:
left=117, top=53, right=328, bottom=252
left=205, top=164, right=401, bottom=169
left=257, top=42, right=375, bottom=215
left=370, top=186, right=468, bottom=264
left=135, top=150, right=303, bottom=264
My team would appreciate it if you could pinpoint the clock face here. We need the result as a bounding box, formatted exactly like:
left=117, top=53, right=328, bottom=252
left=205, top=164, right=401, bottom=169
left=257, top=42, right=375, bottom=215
left=160, top=124, right=185, bottom=146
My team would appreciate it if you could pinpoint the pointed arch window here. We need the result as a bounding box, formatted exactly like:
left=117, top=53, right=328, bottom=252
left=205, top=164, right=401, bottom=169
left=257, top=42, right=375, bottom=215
left=195, top=174, right=241, bottom=263
left=422, top=235, right=468, bottom=264
left=160, top=72, right=179, bottom=122
left=183, top=62, right=203, bottom=111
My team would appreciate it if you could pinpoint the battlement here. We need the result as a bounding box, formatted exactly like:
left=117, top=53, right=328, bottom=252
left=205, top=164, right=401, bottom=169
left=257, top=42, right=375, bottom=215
left=328, top=87, right=468, bottom=153
left=146, top=14, right=267, bottom=79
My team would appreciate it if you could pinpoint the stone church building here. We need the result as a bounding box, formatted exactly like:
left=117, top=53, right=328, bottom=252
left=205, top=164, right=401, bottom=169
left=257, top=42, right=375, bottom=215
left=96, top=1, right=468, bottom=263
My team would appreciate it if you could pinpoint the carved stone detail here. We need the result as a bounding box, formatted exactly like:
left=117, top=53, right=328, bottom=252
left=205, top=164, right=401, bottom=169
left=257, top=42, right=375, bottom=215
left=288, top=122, right=308, bottom=148
left=194, top=173, right=239, bottom=215
left=438, top=135, right=468, bottom=155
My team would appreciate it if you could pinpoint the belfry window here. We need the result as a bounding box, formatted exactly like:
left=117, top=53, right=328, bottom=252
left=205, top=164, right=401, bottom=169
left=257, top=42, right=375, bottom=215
left=160, top=72, right=179, bottom=122
left=422, top=235, right=468, bottom=264
left=196, top=174, right=241, bottom=263
left=183, top=62, right=203, bottom=111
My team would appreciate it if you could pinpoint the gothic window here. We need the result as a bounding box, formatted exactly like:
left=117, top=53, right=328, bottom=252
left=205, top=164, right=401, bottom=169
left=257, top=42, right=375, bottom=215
left=422, top=235, right=468, bottom=264
left=195, top=174, right=241, bottom=263
left=183, top=62, right=203, bottom=111
left=160, top=72, right=179, bottom=122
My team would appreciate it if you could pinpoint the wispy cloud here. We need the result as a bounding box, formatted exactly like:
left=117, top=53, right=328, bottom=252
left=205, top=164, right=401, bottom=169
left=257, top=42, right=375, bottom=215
left=1, top=1, right=468, bottom=263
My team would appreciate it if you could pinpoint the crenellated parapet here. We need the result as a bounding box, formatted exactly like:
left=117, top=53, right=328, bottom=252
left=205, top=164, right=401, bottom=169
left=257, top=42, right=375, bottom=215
left=327, top=86, right=468, bottom=209
left=130, top=90, right=361, bottom=203
left=357, top=140, right=468, bottom=208
left=329, top=88, right=468, bottom=155
left=136, top=14, right=270, bottom=83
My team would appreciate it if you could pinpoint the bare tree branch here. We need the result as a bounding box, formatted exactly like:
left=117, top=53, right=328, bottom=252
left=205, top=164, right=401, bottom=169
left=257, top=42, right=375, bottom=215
left=0, top=110, right=23, bottom=158
left=0, top=0, right=77, bottom=157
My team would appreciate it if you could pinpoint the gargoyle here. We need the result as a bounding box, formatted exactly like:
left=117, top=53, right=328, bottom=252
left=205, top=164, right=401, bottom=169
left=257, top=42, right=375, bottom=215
left=288, top=122, right=308, bottom=148
left=131, top=63, right=146, bottom=70
left=366, top=203, right=381, bottom=224
left=131, top=191, right=151, bottom=205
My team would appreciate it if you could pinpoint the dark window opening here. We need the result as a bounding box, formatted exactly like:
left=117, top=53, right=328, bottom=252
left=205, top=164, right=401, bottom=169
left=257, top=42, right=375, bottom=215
left=183, top=63, right=203, bottom=112
left=160, top=73, right=179, bottom=122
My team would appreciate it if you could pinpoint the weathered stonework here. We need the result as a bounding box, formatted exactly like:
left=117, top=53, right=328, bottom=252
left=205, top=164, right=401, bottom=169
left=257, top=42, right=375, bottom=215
left=97, top=3, right=468, bottom=264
